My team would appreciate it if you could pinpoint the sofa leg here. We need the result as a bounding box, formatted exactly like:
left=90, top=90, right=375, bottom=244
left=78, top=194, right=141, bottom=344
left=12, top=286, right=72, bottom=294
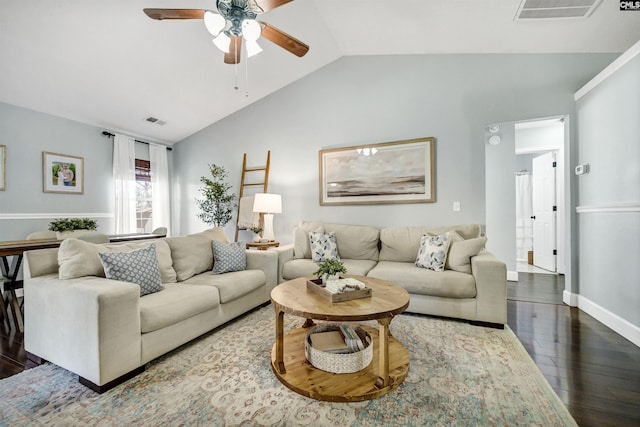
left=25, top=351, right=47, bottom=368
left=79, top=366, right=145, bottom=394
left=470, top=320, right=505, bottom=329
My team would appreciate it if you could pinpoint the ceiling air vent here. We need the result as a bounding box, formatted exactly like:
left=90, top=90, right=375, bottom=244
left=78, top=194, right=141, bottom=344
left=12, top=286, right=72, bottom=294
left=145, top=116, right=166, bottom=126
left=515, top=0, right=603, bottom=20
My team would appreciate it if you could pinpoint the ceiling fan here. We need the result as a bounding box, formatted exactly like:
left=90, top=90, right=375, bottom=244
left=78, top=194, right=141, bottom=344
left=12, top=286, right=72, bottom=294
left=143, top=0, right=309, bottom=64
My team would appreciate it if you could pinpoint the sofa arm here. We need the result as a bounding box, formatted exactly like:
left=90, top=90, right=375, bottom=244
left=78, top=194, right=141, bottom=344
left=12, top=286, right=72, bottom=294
left=246, top=249, right=279, bottom=297
left=470, top=250, right=507, bottom=324
left=24, top=275, right=142, bottom=386
left=271, top=244, right=294, bottom=284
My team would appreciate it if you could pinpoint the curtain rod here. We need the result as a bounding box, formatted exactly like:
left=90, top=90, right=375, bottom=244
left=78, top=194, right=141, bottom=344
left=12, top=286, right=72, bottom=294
left=102, top=131, right=173, bottom=151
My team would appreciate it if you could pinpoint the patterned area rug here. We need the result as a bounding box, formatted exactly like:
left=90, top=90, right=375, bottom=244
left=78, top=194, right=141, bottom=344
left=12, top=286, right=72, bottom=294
left=0, top=305, right=576, bottom=426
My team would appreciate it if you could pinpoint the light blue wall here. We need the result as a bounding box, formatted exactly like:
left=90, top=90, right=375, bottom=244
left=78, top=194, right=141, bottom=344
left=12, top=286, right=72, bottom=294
left=173, top=53, right=617, bottom=253
left=0, top=102, right=114, bottom=240
left=575, top=53, right=640, bottom=327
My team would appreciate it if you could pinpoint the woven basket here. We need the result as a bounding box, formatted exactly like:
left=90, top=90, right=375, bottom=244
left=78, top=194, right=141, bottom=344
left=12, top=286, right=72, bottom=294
left=305, top=323, right=373, bottom=374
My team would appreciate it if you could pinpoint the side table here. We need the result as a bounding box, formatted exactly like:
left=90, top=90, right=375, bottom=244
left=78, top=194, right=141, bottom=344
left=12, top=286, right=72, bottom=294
left=245, top=241, right=279, bottom=250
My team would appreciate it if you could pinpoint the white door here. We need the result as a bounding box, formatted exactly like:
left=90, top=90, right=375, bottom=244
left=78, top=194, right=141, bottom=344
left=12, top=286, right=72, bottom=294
left=532, top=152, right=557, bottom=272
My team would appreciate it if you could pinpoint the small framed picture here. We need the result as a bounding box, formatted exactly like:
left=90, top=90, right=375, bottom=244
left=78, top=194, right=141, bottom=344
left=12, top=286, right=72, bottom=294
left=43, top=151, right=84, bottom=194
left=0, top=145, right=5, bottom=191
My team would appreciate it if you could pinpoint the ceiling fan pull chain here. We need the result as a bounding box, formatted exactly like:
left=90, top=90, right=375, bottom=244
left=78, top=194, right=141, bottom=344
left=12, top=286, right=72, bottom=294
left=245, top=47, right=250, bottom=98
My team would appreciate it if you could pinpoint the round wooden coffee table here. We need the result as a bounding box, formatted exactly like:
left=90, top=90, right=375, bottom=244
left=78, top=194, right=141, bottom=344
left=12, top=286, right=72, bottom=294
left=270, top=275, right=410, bottom=402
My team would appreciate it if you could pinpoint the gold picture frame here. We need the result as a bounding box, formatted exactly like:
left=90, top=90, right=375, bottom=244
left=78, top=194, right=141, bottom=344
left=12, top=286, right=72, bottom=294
left=319, top=137, right=435, bottom=206
left=42, top=151, right=84, bottom=194
left=0, top=145, right=5, bottom=191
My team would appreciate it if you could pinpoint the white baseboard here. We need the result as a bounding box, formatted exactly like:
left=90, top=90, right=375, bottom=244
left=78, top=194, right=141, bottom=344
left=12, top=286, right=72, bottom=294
left=507, top=271, right=518, bottom=282
left=563, top=290, right=640, bottom=347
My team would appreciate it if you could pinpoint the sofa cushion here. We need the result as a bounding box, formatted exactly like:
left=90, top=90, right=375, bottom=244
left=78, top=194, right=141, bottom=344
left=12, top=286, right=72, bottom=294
left=293, top=221, right=325, bottom=259
left=98, top=244, right=164, bottom=296
left=165, top=228, right=229, bottom=281
left=415, top=233, right=451, bottom=272
left=139, top=283, right=220, bottom=333
left=211, top=241, right=246, bottom=274
left=182, top=270, right=265, bottom=304
left=58, top=238, right=177, bottom=283
left=446, top=234, right=487, bottom=273
left=379, top=224, right=481, bottom=262
left=309, top=231, right=340, bottom=262
left=324, top=223, right=380, bottom=261
left=368, top=261, right=477, bottom=299
left=282, top=258, right=378, bottom=281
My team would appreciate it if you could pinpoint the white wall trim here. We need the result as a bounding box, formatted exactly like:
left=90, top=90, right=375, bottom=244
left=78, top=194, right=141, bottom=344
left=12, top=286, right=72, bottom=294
left=576, top=203, right=640, bottom=214
left=575, top=39, right=640, bottom=100
left=563, top=290, right=640, bottom=348
left=507, top=271, right=518, bottom=282
left=0, top=213, right=113, bottom=220
left=515, top=145, right=561, bottom=155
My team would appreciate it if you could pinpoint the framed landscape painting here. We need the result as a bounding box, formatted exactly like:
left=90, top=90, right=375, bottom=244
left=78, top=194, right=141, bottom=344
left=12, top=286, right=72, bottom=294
left=43, top=151, right=84, bottom=194
left=319, top=137, right=435, bottom=206
left=0, top=145, right=5, bottom=191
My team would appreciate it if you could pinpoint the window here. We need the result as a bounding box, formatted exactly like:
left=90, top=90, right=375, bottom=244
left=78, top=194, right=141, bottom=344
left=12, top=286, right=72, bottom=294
left=135, top=159, right=153, bottom=233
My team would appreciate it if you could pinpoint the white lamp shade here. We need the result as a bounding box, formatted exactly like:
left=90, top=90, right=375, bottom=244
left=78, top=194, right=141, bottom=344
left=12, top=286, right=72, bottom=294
left=204, top=11, right=225, bottom=36
left=213, top=33, right=231, bottom=53
left=245, top=39, right=263, bottom=57
left=253, top=193, right=282, bottom=214
left=242, top=19, right=261, bottom=41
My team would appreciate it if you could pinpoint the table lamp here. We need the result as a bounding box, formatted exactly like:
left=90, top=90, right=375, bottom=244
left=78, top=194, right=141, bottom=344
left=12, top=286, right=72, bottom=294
left=252, top=193, right=282, bottom=241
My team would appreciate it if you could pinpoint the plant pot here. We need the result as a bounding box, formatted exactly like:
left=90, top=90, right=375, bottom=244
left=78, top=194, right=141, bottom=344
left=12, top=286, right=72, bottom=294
left=56, top=230, right=94, bottom=240
left=321, top=273, right=340, bottom=285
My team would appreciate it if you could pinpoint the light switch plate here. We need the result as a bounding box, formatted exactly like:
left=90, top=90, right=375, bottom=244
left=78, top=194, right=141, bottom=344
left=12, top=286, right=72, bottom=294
left=453, top=201, right=461, bottom=212
left=575, top=164, right=590, bottom=175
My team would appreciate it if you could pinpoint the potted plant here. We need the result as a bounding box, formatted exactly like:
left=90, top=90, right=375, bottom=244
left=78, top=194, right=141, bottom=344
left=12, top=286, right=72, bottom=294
left=250, top=225, right=263, bottom=243
left=312, top=259, right=347, bottom=284
left=195, top=164, right=237, bottom=227
left=48, top=217, right=98, bottom=239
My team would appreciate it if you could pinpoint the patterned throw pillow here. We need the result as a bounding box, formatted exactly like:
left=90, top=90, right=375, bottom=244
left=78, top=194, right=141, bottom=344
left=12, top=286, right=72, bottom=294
left=212, top=241, right=247, bottom=274
left=415, top=233, right=451, bottom=272
left=309, top=231, right=341, bottom=263
left=98, top=244, right=163, bottom=296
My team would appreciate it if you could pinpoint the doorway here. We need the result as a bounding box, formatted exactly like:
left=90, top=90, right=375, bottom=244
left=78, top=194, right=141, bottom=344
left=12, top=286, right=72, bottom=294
left=514, top=117, right=565, bottom=276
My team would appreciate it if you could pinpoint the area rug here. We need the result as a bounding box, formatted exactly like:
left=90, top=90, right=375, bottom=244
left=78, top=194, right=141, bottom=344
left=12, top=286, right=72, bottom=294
left=0, top=305, right=576, bottom=426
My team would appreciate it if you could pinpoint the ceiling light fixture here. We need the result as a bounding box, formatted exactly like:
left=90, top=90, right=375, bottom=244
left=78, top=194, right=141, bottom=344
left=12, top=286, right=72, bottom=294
left=203, top=1, right=264, bottom=58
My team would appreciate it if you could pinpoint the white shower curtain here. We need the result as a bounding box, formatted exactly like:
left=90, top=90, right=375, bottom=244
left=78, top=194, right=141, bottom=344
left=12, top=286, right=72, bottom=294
left=113, top=134, right=137, bottom=234
left=516, top=173, right=533, bottom=262
left=149, top=144, right=171, bottom=236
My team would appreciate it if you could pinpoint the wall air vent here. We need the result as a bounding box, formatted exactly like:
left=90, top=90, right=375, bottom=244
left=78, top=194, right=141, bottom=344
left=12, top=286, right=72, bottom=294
left=515, top=0, right=603, bottom=20
left=145, top=116, right=166, bottom=126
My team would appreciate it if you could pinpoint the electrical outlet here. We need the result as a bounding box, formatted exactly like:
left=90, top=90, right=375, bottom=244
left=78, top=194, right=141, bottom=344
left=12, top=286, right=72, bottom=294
left=453, top=202, right=461, bottom=212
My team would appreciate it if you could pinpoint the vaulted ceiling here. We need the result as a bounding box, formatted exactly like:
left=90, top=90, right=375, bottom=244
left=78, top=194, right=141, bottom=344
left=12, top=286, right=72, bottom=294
left=1, top=0, right=639, bottom=144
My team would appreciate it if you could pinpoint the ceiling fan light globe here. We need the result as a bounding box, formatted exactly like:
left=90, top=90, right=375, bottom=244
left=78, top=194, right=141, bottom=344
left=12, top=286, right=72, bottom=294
left=213, top=33, right=231, bottom=53
left=246, top=39, right=263, bottom=57
left=204, top=11, right=226, bottom=36
left=242, top=19, right=261, bottom=42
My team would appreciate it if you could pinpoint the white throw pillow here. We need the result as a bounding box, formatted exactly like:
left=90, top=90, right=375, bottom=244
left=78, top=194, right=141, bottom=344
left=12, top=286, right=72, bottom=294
left=415, top=233, right=451, bottom=272
left=309, top=231, right=341, bottom=263
left=447, top=236, right=488, bottom=274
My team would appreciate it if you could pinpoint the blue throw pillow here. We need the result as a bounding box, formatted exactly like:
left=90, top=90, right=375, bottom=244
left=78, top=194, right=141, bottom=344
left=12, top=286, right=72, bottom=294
left=212, top=241, right=247, bottom=274
left=309, top=231, right=341, bottom=263
left=98, top=244, right=163, bottom=296
left=415, top=233, right=451, bottom=272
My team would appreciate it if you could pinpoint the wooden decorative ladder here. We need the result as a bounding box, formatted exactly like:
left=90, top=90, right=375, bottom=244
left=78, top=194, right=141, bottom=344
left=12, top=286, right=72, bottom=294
left=234, top=151, right=271, bottom=242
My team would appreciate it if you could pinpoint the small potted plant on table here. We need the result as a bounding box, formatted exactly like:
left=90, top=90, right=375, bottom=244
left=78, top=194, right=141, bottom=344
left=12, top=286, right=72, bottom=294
left=313, top=259, right=347, bottom=285
left=48, top=217, right=98, bottom=239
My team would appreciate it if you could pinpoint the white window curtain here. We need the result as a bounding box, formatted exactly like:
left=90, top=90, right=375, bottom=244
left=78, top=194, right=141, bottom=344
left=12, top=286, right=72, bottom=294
left=113, top=134, right=137, bottom=234
left=149, top=144, right=171, bottom=236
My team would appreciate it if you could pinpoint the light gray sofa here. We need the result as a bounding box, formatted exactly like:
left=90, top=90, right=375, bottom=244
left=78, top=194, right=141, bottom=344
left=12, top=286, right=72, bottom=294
left=23, top=228, right=278, bottom=392
left=275, top=222, right=507, bottom=326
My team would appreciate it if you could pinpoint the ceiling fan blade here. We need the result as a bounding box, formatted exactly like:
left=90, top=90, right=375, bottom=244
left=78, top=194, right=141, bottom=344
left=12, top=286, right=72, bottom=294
left=143, top=9, right=205, bottom=20
left=224, top=36, right=243, bottom=64
left=259, top=22, right=309, bottom=57
left=256, top=0, right=294, bottom=13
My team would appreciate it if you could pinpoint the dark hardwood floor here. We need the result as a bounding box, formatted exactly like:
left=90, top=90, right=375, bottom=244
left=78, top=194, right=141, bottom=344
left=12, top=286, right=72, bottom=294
left=1, top=274, right=639, bottom=426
